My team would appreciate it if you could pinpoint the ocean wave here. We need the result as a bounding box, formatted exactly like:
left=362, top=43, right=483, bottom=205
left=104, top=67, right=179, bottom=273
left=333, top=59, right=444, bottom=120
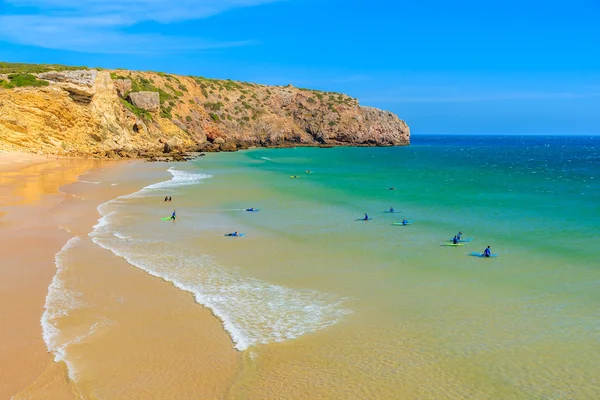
left=93, top=235, right=349, bottom=351
left=89, top=167, right=350, bottom=351
left=41, top=237, right=86, bottom=380
left=113, top=232, right=131, bottom=240
left=134, top=167, right=212, bottom=195
left=42, top=237, right=115, bottom=382
left=97, top=167, right=211, bottom=215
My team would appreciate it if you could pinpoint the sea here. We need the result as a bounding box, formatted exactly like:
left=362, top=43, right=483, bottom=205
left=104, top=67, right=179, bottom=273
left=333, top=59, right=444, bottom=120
left=45, top=135, right=600, bottom=399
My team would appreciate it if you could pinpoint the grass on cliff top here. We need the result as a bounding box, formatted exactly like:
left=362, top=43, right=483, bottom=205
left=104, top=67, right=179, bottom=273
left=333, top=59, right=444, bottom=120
left=0, top=73, right=49, bottom=89
left=0, top=62, right=88, bottom=74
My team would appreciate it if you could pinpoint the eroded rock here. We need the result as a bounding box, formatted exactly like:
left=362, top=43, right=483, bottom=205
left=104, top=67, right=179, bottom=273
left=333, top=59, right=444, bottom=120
left=114, top=79, right=132, bottom=98
left=129, top=91, right=160, bottom=111
left=133, top=119, right=146, bottom=134
left=36, top=70, right=98, bottom=103
left=38, top=70, right=97, bottom=87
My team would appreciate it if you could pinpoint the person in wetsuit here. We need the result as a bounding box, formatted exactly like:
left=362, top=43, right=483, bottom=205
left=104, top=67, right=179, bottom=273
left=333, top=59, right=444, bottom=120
left=389, top=207, right=395, bottom=213
left=364, top=213, right=369, bottom=220
left=171, top=210, right=176, bottom=220
left=483, top=246, right=491, bottom=257
left=457, top=231, right=463, bottom=240
left=453, top=236, right=459, bottom=244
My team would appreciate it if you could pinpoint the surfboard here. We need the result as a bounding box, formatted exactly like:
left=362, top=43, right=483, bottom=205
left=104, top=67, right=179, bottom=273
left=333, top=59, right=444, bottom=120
left=469, top=252, right=498, bottom=258
left=393, top=222, right=412, bottom=226
left=442, top=243, right=464, bottom=246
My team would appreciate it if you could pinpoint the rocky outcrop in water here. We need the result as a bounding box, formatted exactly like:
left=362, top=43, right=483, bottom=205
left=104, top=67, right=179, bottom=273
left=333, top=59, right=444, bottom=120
left=0, top=63, right=410, bottom=158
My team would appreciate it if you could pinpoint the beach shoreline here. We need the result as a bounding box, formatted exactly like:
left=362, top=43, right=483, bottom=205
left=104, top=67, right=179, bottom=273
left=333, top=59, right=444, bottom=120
left=0, top=152, right=107, bottom=398
left=0, top=153, right=240, bottom=399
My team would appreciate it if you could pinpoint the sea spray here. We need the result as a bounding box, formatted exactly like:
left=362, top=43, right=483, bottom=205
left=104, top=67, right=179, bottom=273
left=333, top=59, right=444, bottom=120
left=89, top=167, right=350, bottom=350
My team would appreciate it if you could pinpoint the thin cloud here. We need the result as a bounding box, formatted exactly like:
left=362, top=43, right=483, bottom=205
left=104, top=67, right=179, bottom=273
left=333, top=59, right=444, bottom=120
left=247, top=74, right=373, bottom=89
left=0, top=0, right=278, bottom=53
left=363, top=91, right=600, bottom=103
left=4, top=0, right=281, bottom=22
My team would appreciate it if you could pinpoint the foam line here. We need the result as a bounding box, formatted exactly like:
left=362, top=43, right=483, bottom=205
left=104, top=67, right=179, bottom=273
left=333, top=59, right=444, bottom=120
left=89, top=167, right=350, bottom=351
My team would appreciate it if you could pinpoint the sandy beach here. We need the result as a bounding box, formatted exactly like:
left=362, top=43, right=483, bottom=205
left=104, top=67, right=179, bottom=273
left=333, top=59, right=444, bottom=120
left=0, top=154, right=239, bottom=399
left=3, top=138, right=598, bottom=399
left=0, top=153, right=99, bottom=398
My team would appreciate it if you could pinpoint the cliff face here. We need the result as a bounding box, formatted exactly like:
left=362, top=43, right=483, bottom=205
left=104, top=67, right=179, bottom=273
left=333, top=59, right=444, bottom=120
left=0, top=67, right=409, bottom=157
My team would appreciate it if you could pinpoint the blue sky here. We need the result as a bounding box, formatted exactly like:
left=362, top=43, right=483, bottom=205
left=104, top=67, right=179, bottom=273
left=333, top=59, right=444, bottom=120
left=0, top=0, right=598, bottom=134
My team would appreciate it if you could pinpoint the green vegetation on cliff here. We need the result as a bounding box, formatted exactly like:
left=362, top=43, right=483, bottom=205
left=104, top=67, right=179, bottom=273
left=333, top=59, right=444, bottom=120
left=0, top=62, right=89, bottom=74
left=119, top=98, right=152, bottom=120
left=0, top=73, right=49, bottom=89
left=0, top=61, right=410, bottom=157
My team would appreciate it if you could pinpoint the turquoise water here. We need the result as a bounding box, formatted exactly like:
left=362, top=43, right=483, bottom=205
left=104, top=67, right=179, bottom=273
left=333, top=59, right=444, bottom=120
left=90, top=135, right=600, bottom=398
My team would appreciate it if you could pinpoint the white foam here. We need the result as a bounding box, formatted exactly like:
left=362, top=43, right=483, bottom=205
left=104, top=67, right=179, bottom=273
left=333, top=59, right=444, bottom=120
left=91, top=237, right=350, bottom=351
left=79, top=180, right=101, bottom=184
left=41, top=237, right=85, bottom=379
left=89, top=167, right=350, bottom=351
left=42, top=237, right=115, bottom=381
left=121, top=167, right=212, bottom=199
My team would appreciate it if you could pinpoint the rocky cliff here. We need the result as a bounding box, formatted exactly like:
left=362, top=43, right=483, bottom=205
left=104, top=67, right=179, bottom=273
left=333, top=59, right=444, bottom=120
left=0, top=64, right=409, bottom=157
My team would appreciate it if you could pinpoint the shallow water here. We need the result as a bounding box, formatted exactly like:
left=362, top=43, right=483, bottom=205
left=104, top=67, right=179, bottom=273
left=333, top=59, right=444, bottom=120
left=52, top=135, right=600, bottom=398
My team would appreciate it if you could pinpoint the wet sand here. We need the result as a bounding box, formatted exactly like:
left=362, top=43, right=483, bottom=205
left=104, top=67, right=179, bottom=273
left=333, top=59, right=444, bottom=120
left=0, top=153, right=102, bottom=399
left=1, top=154, right=240, bottom=399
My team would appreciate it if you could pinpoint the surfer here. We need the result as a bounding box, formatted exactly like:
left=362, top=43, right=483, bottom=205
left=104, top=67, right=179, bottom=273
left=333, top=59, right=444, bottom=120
left=246, top=208, right=254, bottom=211
left=227, top=231, right=239, bottom=237
left=164, top=196, right=168, bottom=202
left=389, top=186, right=396, bottom=191
left=364, top=213, right=369, bottom=221
left=389, top=207, right=395, bottom=213
left=483, top=246, right=491, bottom=257
left=453, top=236, right=459, bottom=244
left=457, top=231, right=463, bottom=240
left=402, top=219, right=408, bottom=225
left=169, top=196, right=172, bottom=202
left=171, top=210, right=176, bottom=220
